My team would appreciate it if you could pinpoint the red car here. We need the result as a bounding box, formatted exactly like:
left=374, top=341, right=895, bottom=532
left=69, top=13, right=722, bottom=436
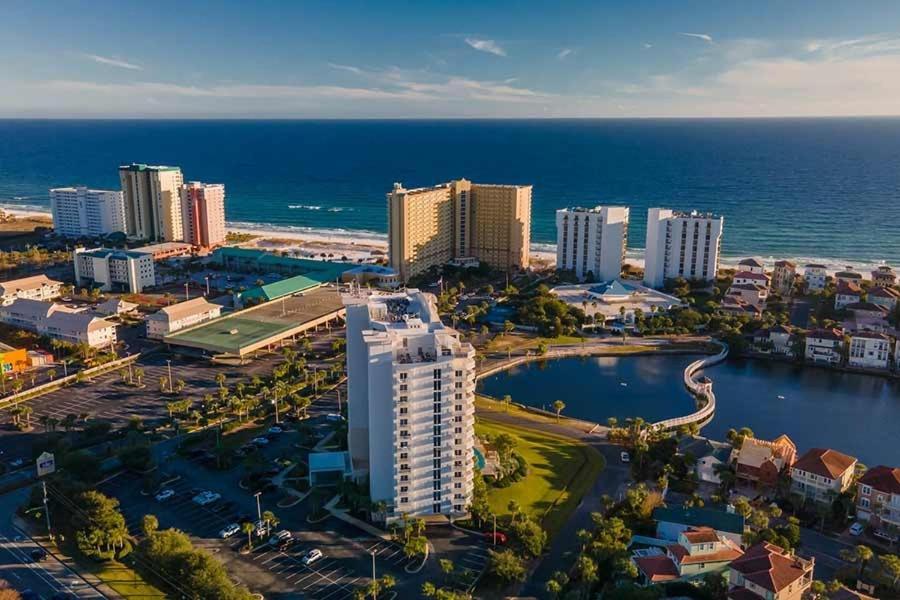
left=485, top=532, right=507, bottom=545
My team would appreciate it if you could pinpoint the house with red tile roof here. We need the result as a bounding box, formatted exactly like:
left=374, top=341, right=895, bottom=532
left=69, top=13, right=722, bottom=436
left=835, top=281, right=862, bottom=310
left=733, top=270, right=771, bottom=287
left=633, top=527, right=743, bottom=586
left=790, top=448, right=857, bottom=504
left=804, top=328, right=844, bottom=364
left=733, top=435, right=797, bottom=490
left=835, top=270, right=863, bottom=285
left=772, top=260, right=796, bottom=296
left=871, top=265, right=896, bottom=288
left=847, top=332, right=891, bottom=370
left=866, top=285, right=900, bottom=311
left=727, top=542, right=814, bottom=600
left=856, top=465, right=900, bottom=541
left=737, top=258, right=766, bottom=275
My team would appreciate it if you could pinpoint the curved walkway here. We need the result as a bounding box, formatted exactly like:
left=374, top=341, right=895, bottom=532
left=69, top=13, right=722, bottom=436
left=651, top=341, right=728, bottom=431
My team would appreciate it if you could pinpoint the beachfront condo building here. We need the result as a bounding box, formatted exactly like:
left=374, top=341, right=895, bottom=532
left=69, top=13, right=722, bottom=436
left=344, top=289, right=476, bottom=520
left=387, top=179, right=532, bottom=282
left=643, top=208, right=724, bottom=288
left=0, top=275, right=63, bottom=307
left=73, top=247, right=156, bottom=293
left=49, top=187, right=126, bottom=238
left=555, top=206, right=629, bottom=281
left=181, top=182, right=226, bottom=250
left=119, top=163, right=184, bottom=242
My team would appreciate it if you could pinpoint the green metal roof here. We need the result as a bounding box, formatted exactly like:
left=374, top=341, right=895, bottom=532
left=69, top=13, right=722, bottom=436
left=214, top=247, right=348, bottom=283
left=240, top=274, right=322, bottom=302
left=652, top=506, right=745, bottom=534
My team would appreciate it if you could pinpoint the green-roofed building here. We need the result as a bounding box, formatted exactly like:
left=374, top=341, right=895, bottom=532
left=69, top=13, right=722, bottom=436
left=652, top=506, right=745, bottom=545
left=213, top=247, right=348, bottom=282
left=239, top=274, right=325, bottom=304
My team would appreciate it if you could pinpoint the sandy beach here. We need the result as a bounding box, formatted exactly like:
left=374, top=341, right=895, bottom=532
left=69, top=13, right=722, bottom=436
left=0, top=204, right=888, bottom=277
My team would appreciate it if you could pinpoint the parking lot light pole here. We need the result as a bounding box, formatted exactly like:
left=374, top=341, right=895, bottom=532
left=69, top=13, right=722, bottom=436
left=371, top=550, right=376, bottom=599
left=255, top=491, right=262, bottom=523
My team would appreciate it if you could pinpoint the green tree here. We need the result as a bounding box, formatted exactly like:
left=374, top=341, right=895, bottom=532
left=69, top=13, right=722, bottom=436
left=882, top=554, right=900, bottom=590
left=552, top=399, right=566, bottom=422
left=242, top=521, right=256, bottom=550
left=840, top=544, right=874, bottom=578
left=142, top=514, right=159, bottom=537
left=487, top=549, right=526, bottom=583
left=72, top=490, right=131, bottom=560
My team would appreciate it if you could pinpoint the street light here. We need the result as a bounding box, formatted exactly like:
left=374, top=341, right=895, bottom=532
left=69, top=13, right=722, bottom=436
left=371, top=550, right=377, bottom=599
left=166, top=359, right=173, bottom=393
left=254, top=491, right=262, bottom=524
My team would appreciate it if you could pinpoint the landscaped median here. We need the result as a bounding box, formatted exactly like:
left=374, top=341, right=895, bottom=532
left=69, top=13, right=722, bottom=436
left=474, top=417, right=605, bottom=537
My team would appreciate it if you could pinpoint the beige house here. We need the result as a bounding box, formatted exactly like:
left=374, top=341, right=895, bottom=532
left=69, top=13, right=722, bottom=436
left=388, top=179, right=531, bottom=282
left=790, top=448, right=857, bottom=504
left=727, top=542, right=813, bottom=600
left=0, top=298, right=117, bottom=348
left=0, top=275, right=63, bottom=306
left=772, top=260, right=796, bottom=295
left=633, top=527, right=743, bottom=585
left=146, top=297, right=222, bottom=339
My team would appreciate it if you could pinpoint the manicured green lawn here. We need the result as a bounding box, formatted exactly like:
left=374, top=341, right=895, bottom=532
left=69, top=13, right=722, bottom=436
left=87, top=561, right=167, bottom=598
left=475, top=418, right=605, bottom=536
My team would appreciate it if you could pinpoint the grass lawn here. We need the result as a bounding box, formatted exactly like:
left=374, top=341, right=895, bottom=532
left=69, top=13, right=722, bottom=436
left=86, top=560, right=166, bottom=599
left=475, top=418, right=605, bottom=536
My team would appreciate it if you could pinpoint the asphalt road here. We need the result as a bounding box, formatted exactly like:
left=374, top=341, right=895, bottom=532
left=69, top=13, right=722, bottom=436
left=0, top=488, right=106, bottom=599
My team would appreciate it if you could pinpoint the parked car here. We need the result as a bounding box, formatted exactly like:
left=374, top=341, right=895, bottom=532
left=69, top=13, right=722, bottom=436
left=484, top=531, right=507, bottom=545
left=620, top=451, right=630, bottom=463
left=251, top=437, right=269, bottom=446
left=219, top=523, right=241, bottom=539
left=268, top=530, right=292, bottom=546
left=268, top=426, right=283, bottom=434
left=325, top=414, right=344, bottom=423
left=155, top=489, right=176, bottom=502
left=30, top=549, right=47, bottom=562
left=192, top=491, right=221, bottom=506
left=301, top=549, right=323, bottom=565
left=849, top=522, right=864, bottom=536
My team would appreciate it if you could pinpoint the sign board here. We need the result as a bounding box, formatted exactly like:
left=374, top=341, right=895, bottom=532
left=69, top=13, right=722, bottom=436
left=36, top=451, right=55, bottom=477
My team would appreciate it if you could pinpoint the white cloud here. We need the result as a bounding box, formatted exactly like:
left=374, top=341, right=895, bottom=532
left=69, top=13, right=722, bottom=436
left=464, top=38, right=506, bottom=57
left=327, top=63, right=363, bottom=75
left=679, top=32, right=713, bottom=43
left=83, top=53, right=142, bottom=70
left=557, top=48, right=573, bottom=60
left=643, top=43, right=653, bottom=49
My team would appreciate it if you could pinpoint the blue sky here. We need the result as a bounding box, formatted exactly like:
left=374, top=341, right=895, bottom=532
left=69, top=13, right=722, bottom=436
left=3, top=0, right=900, bottom=117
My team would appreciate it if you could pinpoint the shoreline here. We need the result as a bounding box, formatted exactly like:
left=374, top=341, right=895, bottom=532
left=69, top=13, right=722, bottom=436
left=1, top=203, right=890, bottom=276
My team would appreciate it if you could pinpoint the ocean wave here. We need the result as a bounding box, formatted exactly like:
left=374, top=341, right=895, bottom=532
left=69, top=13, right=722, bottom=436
left=288, top=204, right=322, bottom=210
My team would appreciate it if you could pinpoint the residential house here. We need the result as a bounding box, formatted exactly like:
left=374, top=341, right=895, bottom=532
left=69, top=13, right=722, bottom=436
left=835, top=270, right=863, bottom=286
left=726, top=284, right=768, bottom=308
left=848, top=332, right=891, bottom=370
left=856, top=466, right=900, bottom=541
left=633, top=527, right=743, bottom=585
left=772, top=260, right=796, bottom=296
left=652, top=506, right=746, bottom=546
left=804, top=264, right=827, bottom=292
left=753, top=325, right=794, bottom=356
left=727, top=542, right=814, bottom=600
left=0, top=298, right=117, bottom=348
left=790, top=448, right=857, bottom=504
left=733, top=435, right=797, bottom=490
left=737, top=258, right=765, bottom=275
left=871, top=265, right=896, bottom=288
left=0, top=275, right=63, bottom=306
left=835, top=282, right=862, bottom=310
left=146, top=297, right=222, bottom=339
left=678, top=436, right=733, bottom=484
left=845, top=302, right=890, bottom=331
left=804, top=328, right=844, bottom=364
left=733, top=271, right=770, bottom=288
left=720, top=295, right=763, bottom=318
left=866, top=286, right=900, bottom=311
left=94, top=298, right=139, bottom=316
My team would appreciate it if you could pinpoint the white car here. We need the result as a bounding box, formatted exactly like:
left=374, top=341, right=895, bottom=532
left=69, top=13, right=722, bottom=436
left=620, top=451, right=630, bottom=463
left=267, top=426, right=283, bottom=434
left=192, top=491, right=221, bottom=506
left=155, top=489, right=175, bottom=502
left=219, top=523, right=240, bottom=539
left=251, top=437, right=270, bottom=446
left=269, top=530, right=291, bottom=545
left=301, top=549, right=323, bottom=565
left=325, top=414, right=344, bottom=423
left=849, top=522, right=864, bottom=536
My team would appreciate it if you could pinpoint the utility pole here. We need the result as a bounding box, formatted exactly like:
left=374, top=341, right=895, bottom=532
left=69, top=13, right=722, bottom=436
left=205, top=275, right=210, bottom=296
left=184, top=282, right=190, bottom=301
left=42, top=481, right=53, bottom=541
left=166, top=359, right=173, bottom=393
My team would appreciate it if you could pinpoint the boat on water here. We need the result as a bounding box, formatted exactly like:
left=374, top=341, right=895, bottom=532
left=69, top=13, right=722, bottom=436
left=777, top=395, right=786, bottom=400
left=620, top=382, right=628, bottom=387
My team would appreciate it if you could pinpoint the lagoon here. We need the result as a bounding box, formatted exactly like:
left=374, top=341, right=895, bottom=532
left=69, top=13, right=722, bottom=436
left=477, top=355, right=900, bottom=466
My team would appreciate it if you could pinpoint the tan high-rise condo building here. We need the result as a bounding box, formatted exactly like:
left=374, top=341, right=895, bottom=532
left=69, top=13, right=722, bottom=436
left=119, top=163, right=184, bottom=242
left=181, top=182, right=226, bottom=250
left=388, top=179, right=532, bottom=282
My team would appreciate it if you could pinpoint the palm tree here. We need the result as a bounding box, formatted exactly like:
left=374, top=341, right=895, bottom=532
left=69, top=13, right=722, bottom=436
left=47, top=368, right=57, bottom=381
left=242, top=521, right=255, bottom=550
left=262, top=510, right=279, bottom=536
left=133, top=367, right=144, bottom=386
left=552, top=399, right=566, bottom=423
left=502, top=394, right=512, bottom=412
left=840, top=544, right=874, bottom=578
left=215, top=372, right=227, bottom=389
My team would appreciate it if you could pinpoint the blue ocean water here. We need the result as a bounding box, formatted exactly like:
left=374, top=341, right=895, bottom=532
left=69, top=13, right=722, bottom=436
left=1, top=118, right=899, bottom=264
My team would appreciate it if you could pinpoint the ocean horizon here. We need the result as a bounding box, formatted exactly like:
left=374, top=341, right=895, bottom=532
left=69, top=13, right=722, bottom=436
left=2, top=117, right=899, bottom=267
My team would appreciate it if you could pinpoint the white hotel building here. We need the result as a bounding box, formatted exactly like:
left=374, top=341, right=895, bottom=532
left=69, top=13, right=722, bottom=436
left=643, top=208, right=724, bottom=289
left=50, top=187, right=126, bottom=238
left=555, top=206, right=629, bottom=281
left=344, top=290, right=475, bottom=520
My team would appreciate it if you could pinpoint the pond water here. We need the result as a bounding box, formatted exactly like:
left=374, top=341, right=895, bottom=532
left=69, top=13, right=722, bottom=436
left=477, top=355, right=900, bottom=466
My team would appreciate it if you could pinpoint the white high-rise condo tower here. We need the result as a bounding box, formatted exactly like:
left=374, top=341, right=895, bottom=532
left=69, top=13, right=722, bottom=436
left=344, top=289, right=476, bottom=520
left=50, top=187, right=126, bottom=237
left=643, top=208, right=724, bottom=288
left=556, top=206, right=629, bottom=281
